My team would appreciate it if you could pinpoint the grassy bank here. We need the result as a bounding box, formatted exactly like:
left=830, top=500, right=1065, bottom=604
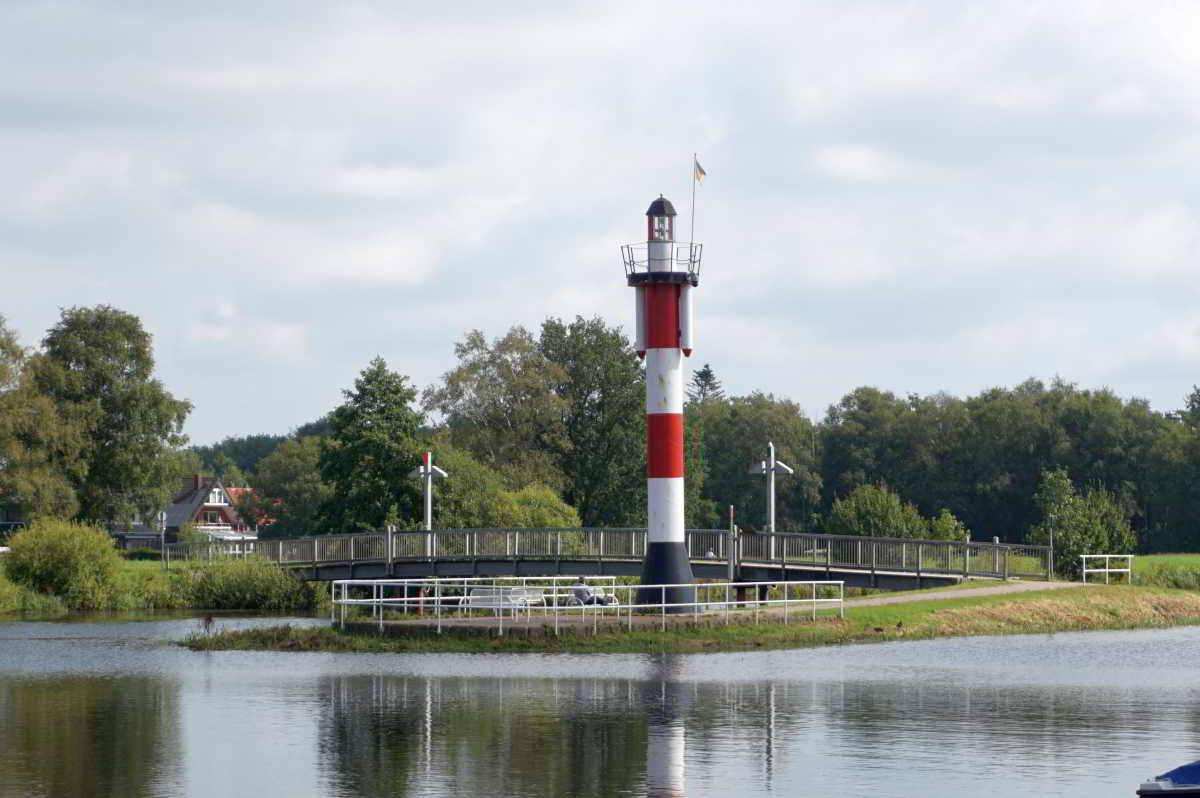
left=0, top=556, right=327, bottom=617
left=181, top=584, right=1200, bottom=654
left=1134, top=554, right=1200, bottom=589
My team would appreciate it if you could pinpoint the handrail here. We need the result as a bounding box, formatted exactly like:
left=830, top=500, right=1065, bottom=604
left=164, top=527, right=1051, bottom=581
left=332, top=576, right=844, bottom=635
left=1081, top=554, right=1134, bottom=584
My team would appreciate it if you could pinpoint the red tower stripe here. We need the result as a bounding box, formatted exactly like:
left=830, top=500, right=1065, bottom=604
left=645, top=284, right=680, bottom=349
left=646, top=413, right=684, bottom=478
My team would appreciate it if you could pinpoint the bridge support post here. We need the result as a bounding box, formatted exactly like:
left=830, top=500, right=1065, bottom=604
left=871, top=542, right=877, bottom=588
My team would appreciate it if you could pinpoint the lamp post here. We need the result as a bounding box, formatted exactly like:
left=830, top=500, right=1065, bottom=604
left=158, top=510, right=166, bottom=567
left=748, top=442, right=794, bottom=560
left=1048, top=511, right=1056, bottom=580
left=408, top=452, right=448, bottom=558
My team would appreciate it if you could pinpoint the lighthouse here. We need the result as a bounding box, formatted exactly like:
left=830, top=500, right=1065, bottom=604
left=622, top=196, right=701, bottom=610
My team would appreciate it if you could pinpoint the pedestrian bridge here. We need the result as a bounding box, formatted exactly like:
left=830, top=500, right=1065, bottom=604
left=165, top=528, right=1050, bottom=590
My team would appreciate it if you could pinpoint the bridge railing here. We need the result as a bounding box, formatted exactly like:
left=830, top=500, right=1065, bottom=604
left=740, top=532, right=1049, bottom=580
left=164, top=527, right=1050, bottom=580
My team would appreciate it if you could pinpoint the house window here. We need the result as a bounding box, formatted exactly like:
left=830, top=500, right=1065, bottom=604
left=208, top=489, right=227, bottom=505
left=205, top=511, right=219, bottom=525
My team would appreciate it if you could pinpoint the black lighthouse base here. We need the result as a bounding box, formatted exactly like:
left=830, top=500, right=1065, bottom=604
left=637, top=541, right=697, bottom=614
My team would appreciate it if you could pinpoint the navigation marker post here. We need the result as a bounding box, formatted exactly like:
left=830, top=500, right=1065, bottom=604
left=748, top=442, right=794, bottom=559
left=408, top=452, right=448, bottom=557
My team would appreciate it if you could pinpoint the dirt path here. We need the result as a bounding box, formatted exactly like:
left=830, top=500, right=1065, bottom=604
left=846, top=580, right=1084, bottom=608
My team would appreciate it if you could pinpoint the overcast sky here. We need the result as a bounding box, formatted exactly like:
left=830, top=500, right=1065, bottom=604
left=3, top=1, right=1199, bottom=445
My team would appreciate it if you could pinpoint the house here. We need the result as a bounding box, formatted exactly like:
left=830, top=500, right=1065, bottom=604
left=112, top=475, right=258, bottom=549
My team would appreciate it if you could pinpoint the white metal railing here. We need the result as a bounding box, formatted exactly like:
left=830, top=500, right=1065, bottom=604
left=164, top=528, right=1051, bottom=581
left=621, top=242, right=703, bottom=278
left=1081, top=554, right=1134, bottom=584
left=331, top=576, right=844, bottom=636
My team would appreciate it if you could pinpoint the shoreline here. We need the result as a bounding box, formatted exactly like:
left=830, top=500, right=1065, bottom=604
left=180, top=583, right=1200, bottom=654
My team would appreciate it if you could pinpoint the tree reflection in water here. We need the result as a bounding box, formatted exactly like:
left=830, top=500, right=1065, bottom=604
left=0, top=676, right=182, bottom=798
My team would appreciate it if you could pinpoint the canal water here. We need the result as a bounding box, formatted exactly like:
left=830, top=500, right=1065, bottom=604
left=1, top=616, right=1197, bottom=798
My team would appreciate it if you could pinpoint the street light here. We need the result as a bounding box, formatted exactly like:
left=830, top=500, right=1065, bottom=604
left=1048, top=511, right=1056, bottom=579
left=748, top=442, right=794, bottom=560
left=158, top=510, right=166, bottom=566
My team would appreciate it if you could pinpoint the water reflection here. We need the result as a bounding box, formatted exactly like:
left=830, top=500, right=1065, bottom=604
left=3, top=621, right=1200, bottom=797
left=0, top=676, right=182, bottom=798
left=318, top=672, right=649, bottom=797
left=644, top=657, right=687, bottom=797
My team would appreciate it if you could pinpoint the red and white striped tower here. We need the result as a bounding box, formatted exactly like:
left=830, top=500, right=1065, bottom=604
left=623, top=196, right=700, bottom=609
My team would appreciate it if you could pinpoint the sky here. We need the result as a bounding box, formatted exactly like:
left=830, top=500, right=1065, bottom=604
left=3, top=1, right=1200, bottom=446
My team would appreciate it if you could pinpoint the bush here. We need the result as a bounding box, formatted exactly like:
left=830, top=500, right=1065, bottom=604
left=5, top=519, right=123, bottom=610
left=1028, top=469, right=1135, bottom=579
left=827, top=484, right=928, bottom=539
left=927, top=509, right=970, bottom=541
left=184, top=558, right=324, bottom=612
left=505, top=484, right=581, bottom=528
left=0, top=560, right=68, bottom=615
left=122, top=547, right=162, bottom=561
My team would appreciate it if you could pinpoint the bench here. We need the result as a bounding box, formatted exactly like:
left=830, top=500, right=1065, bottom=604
left=563, top=588, right=619, bottom=607
left=464, top=586, right=546, bottom=611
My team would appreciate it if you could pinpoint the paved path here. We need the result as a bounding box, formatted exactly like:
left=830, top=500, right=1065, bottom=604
left=846, top=579, right=1083, bottom=608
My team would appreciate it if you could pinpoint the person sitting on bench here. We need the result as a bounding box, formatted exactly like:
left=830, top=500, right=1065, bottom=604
left=572, top=577, right=612, bottom=605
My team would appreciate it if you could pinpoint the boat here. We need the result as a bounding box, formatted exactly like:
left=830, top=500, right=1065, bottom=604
left=1139, top=761, right=1200, bottom=795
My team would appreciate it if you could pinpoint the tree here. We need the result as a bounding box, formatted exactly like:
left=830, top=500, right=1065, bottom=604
left=425, top=441, right=517, bottom=529
left=424, top=327, right=568, bottom=491
left=421, top=440, right=581, bottom=529
left=319, top=357, right=423, bottom=532
left=207, top=452, right=246, bottom=486
left=538, top=316, right=644, bottom=526
left=698, top=393, right=821, bottom=532
left=238, top=436, right=330, bottom=538
left=190, top=433, right=287, bottom=476
left=0, top=317, right=85, bottom=519
left=33, top=306, right=190, bottom=524
left=506, top=484, right=581, bottom=528
left=927, top=509, right=970, bottom=541
left=686, top=363, right=724, bottom=404
left=826, top=483, right=929, bottom=538
left=1028, top=468, right=1135, bottom=578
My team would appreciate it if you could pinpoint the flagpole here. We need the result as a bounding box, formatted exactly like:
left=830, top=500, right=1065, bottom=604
left=689, top=152, right=698, bottom=249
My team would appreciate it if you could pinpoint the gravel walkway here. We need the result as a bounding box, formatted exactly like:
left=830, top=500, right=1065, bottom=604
left=846, top=579, right=1084, bottom=608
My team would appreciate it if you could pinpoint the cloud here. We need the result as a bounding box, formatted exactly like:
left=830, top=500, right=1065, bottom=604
left=4, top=0, right=1200, bottom=443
